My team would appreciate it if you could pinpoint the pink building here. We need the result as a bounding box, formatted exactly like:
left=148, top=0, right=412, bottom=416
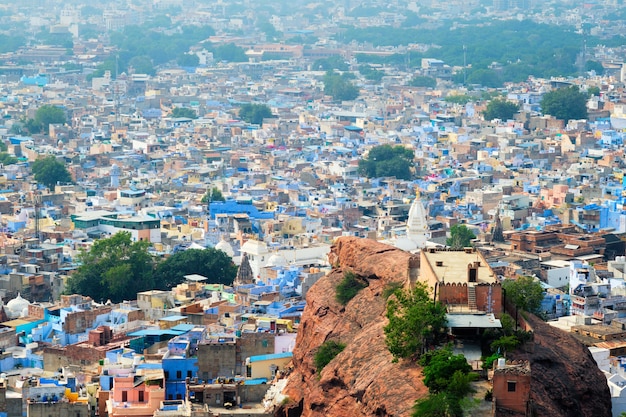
left=107, top=369, right=165, bottom=417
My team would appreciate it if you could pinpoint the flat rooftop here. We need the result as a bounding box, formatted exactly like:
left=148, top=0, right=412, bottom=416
left=422, top=250, right=496, bottom=284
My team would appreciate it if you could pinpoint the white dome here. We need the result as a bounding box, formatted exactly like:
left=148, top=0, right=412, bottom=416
left=215, top=239, right=234, bottom=257
left=6, top=293, right=29, bottom=318
left=393, top=237, right=418, bottom=252
left=266, top=253, right=287, bottom=267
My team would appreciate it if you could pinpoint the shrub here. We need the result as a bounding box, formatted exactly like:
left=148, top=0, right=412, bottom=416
left=382, top=281, right=404, bottom=300
left=336, top=271, right=368, bottom=305
left=484, top=389, right=493, bottom=402
left=314, top=340, right=346, bottom=373
left=482, top=353, right=501, bottom=370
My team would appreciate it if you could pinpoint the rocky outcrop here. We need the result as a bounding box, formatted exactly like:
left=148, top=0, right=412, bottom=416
left=275, top=237, right=613, bottom=417
left=511, top=314, right=612, bottom=417
left=276, top=237, right=426, bottom=417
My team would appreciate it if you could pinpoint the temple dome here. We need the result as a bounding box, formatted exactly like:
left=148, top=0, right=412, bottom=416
left=6, top=293, right=29, bottom=318
left=215, top=239, right=235, bottom=257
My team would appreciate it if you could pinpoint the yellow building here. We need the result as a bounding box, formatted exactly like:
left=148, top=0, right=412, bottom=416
left=246, top=352, right=293, bottom=379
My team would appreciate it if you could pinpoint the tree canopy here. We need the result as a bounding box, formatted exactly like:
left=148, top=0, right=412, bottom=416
left=170, top=107, right=198, bottom=119
left=65, top=235, right=238, bottom=303
left=419, top=347, right=473, bottom=394
left=540, top=86, right=588, bottom=121
left=323, top=71, right=359, bottom=101
left=483, top=98, right=519, bottom=121
left=502, top=276, right=545, bottom=315
left=409, top=76, right=437, bottom=88
left=177, top=53, right=200, bottom=67
left=65, top=232, right=156, bottom=303
left=313, top=56, right=349, bottom=71
left=238, top=103, right=273, bottom=125
left=384, top=282, right=448, bottom=360
left=358, top=144, right=414, bottom=180
left=31, top=155, right=72, bottom=189
left=201, top=187, right=225, bottom=203
left=446, top=224, right=476, bottom=249
left=33, top=105, right=66, bottom=134
left=153, top=248, right=238, bottom=290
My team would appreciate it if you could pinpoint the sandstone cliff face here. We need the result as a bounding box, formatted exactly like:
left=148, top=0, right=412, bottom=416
left=276, top=237, right=426, bottom=417
left=511, top=314, right=612, bottom=417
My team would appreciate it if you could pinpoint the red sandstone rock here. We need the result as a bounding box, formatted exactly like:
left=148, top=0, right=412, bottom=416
left=510, top=315, right=612, bottom=417
left=276, top=237, right=427, bottom=417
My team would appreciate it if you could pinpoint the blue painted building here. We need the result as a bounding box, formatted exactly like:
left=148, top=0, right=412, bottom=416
left=162, top=335, right=200, bottom=400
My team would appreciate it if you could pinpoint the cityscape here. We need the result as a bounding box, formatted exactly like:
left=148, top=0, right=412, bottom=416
left=0, top=0, right=624, bottom=416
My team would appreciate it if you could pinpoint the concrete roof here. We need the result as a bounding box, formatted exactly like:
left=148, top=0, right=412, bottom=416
left=446, top=313, right=502, bottom=328
left=422, top=249, right=497, bottom=284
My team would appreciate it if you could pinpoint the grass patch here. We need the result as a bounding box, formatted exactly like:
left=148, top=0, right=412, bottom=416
left=336, top=270, right=368, bottom=305
left=382, top=281, right=404, bottom=300
left=314, top=340, right=346, bottom=374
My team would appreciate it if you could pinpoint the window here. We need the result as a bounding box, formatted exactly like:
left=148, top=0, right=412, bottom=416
left=176, top=370, right=182, bottom=379
left=215, top=394, right=221, bottom=404
left=122, top=391, right=127, bottom=402
left=187, top=370, right=192, bottom=378
left=507, top=381, right=517, bottom=392
left=138, top=391, right=144, bottom=402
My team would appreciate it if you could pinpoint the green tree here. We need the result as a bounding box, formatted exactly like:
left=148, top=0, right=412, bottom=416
left=128, top=55, right=155, bottom=75
left=358, top=144, right=414, bottom=180
left=170, top=107, right=198, bottom=119
left=540, top=86, right=588, bottom=121
left=585, top=60, right=604, bottom=75
left=312, top=56, right=349, bottom=71
left=491, top=335, right=519, bottom=357
left=0, top=153, right=17, bottom=165
left=465, top=68, right=502, bottom=88
left=502, top=276, right=545, bottom=315
left=34, top=105, right=66, bottom=135
left=64, top=232, right=156, bottom=303
left=483, top=98, right=519, bottom=121
left=314, top=340, right=346, bottom=373
left=177, top=53, right=200, bottom=67
left=238, top=103, right=273, bottom=125
left=31, top=155, right=72, bottom=189
left=213, top=43, right=248, bottom=62
left=201, top=187, right=225, bottom=203
left=409, top=76, right=437, bottom=88
left=444, top=95, right=472, bottom=105
left=413, top=393, right=457, bottom=417
left=420, top=347, right=473, bottom=394
left=587, top=86, right=601, bottom=97
left=358, top=64, right=384, bottom=82
left=323, top=71, right=359, bottom=101
left=446, top=224, right=476, bottom=249
left=152, top=248, right=238, bottom=290
left=384, top=282, right=448, bottom=360
left=336, top=270, right=368, bottom=305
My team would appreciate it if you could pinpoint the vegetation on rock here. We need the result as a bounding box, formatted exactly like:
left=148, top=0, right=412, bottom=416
left=314, top=340, right=346, bottom=374
left=335, top=270, right=368, bottom=305
left=384, top=282, right=447, bottom=360
left=502, top=275, right=545, bottom=315
left=413, top=346, right=476, bottom=417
